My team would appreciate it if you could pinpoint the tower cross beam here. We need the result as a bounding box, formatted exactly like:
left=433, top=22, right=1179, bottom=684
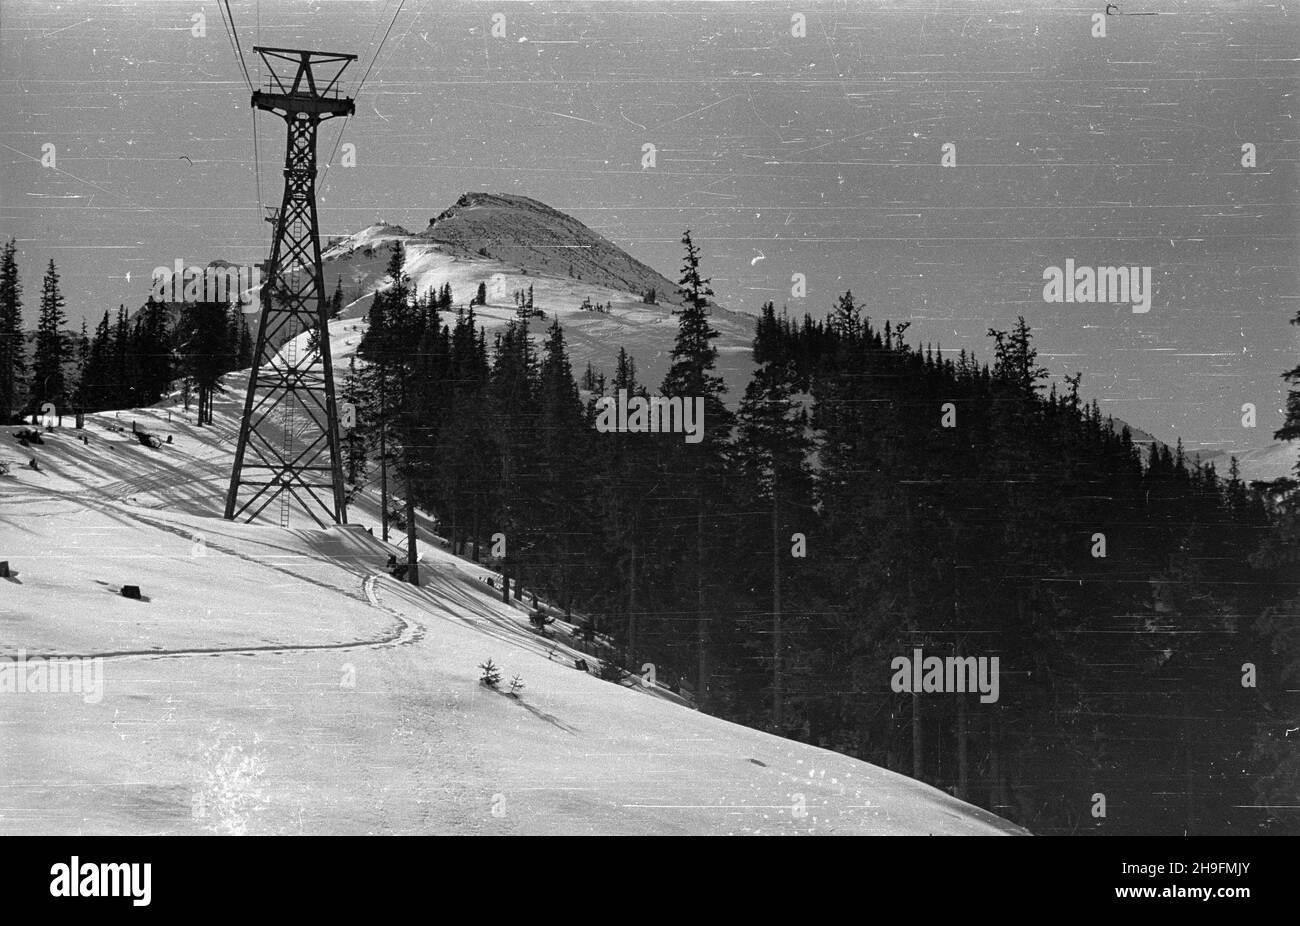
left=251, top=47, right=357, bottom=118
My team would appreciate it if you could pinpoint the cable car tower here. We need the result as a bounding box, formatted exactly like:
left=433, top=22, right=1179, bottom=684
left=225, top=48, right=355, bottom=527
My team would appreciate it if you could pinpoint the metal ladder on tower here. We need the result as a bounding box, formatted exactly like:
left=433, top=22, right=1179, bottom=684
left=280, top=324, right=298, bottom=528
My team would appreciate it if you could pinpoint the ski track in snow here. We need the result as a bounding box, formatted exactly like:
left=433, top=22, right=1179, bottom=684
left=4, top=490, right=422, bottom=662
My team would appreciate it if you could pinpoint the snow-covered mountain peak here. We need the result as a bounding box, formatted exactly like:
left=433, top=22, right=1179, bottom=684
left=316, top=193, right=756, bottom=394
left=416, top=191, right=682, bottom=306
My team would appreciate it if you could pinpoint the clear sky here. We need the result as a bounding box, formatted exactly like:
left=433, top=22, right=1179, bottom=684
left=2, top=0, right=1297, bottom=454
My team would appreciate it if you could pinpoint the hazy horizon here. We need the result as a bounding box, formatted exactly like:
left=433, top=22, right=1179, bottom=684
left=2, top=0, right=1297, bottom=455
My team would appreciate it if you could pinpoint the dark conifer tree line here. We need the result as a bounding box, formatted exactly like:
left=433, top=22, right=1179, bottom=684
left=69, top=296, right=250, bottom=419
left=0, top=241, right=255, bottom=422
left=342, top=235, right=1290, bottom=836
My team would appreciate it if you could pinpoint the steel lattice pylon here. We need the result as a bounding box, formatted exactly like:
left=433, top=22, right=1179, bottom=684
left=225, top=47, right=356, bottom=528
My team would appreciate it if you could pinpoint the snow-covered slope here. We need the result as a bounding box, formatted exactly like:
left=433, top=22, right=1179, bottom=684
left=1200, top=440, right=1299, bottom=484
left=1108, top=417, right=1296, bottom=485
left=320, top=194, right=756, bottom=395
left=0, top=385, right=1025, bottom=835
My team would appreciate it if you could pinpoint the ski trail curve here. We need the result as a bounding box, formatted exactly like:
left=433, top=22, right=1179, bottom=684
left=10, top=574, right=422, bottom=663
left=4, top=493, right=426, bottom=663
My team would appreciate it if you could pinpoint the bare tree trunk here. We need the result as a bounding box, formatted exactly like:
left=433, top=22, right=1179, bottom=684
left=772, top=480, right=783, bottom=729
left=379, top=382, right=389, bottom=543
left=405, top=482, right=419, bottom=586
left=907, top=492, right=922, bottom=779
left=627, top=539, right=639, bottom=657
left=957, top=682, right=970, bottom=800
left=471, top=502, right=480, bottom=562
left=696, top=495, right=708, bottom=712
left=1183, top=686, right=1195, bottom=834
left=956, top=571, right=970, bottom=800
left=990, top=711, right=1009, bottom=814
left=912, top=691, right=924, bottom=779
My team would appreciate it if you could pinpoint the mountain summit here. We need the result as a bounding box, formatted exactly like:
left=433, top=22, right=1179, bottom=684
left=421, top=193, right=680, bottom=304
left=320, top=193, right=756, bottom=393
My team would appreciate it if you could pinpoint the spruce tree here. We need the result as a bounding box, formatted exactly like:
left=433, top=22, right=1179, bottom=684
left=79, top=310, right=112, bottom=411
left=489, top=318, right=540, bottom=596
left=660, top=231, right=732, bottom=710
left=358, top=242, right=427, bottom=576
left=133, top=296, right=173, bottom=405
left=437, top=307, right=494, bottom=559
left=0, top=239, right=25, bottom=422
left=178, top=300, right=230, bottom=425
left=113, top=305, right=131, bottom=408
left=73, top=318, right=89, bottom=413
left=831, top=289, right=860, bottom=337
left=735, top=302, right=813, bottom=729
left=662, top=231, right=725, bottom=411
left=330, top=278, right=345, bottom=319
left=535, top=319, right=589, bottom=614
left=32, top=259, right=67, bottom=415
left=613, top=347, right=637, bottom=395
